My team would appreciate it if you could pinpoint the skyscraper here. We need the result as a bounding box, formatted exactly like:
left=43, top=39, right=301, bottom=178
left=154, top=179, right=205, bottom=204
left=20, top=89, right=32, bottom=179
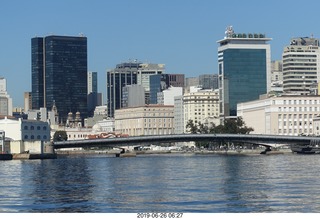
left=31, top=35, right=87, bottom=123
left=87, top=71, right=102, bottom=117
left=282, top=37, right=320, bottom=95
left=217, top=26, right=271, bottom=117
left=87, top=71, right=98, bottom=94
left=106, top=62, right=140, bottom=118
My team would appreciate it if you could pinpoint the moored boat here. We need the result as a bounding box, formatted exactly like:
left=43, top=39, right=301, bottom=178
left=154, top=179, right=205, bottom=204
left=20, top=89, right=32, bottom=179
left=291, top=145, right=320, bottom=154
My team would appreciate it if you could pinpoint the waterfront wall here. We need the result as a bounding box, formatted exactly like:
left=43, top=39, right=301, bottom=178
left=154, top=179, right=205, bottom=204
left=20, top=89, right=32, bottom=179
left=10, top=140, right=52, bottom=154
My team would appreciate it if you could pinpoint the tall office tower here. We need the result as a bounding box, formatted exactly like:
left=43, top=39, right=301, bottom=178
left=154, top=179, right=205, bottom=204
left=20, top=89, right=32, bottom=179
left=31, top=35, right=87, bottom=123
left=199, top=74, right=219, bottom=89
left=282, top=37, right=320, bottom=95
left=0, top=77, right=12, bottom=116
left=106, top=62, right=140, bottom=118
left=137, top=63, right=165, bottom=104
left=87, top=71, right=102, bottom=117
left=87, top=71, right=98, bottom=94
left=217, top=26, right=271, bottom=117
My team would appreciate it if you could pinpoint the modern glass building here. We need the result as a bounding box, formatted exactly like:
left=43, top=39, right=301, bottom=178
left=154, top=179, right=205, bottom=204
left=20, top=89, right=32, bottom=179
left=31, top=35, right=87, bottom=123
left=217, top=26, right=271, bottom=117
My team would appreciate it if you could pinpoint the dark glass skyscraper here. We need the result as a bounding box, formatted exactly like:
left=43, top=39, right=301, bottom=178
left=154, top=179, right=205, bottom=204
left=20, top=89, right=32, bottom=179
left=106, top=62, right=139, bottom=118
left=31, top=35, right=87, bottom=123
left=217, top=26, right=271, bottom=117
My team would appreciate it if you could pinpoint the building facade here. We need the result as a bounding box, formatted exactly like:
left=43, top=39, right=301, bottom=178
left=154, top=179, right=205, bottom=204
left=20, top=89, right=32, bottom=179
left=31, top=35, right=88, bottom=123
left=137, top=63, right=165, bottom=104
left=0, top=117, right=50, bottom=141
left=183, top=88, right=220, bottom=133
left=199, top=74, right=219, bottom=90
left=0, top=77, right=12, bottom=116
left=122, top=84, right=145, bottom=108
left=217, top=26, right=272, bottom=117
left=157, top=86, right=183, bottom=105
left=174, top=95, right=184, bottom=134
left=115, top=105, right=174, bottom=136
left=24, top=92, right=32, bottom=113
left=237, top=95, right=320, bottom=136
left=282, top=37, right=320, bottom=95
left=106, top=62, right=140, bottom=118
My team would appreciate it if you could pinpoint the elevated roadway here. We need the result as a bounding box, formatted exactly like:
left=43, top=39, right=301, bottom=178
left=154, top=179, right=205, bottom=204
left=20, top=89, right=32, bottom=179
left=53, top=134, right=320, bottom=149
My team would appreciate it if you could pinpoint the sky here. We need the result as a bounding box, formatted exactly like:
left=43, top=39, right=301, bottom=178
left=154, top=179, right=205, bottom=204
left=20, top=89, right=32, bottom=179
left=1, top=0, right=320, bottom=108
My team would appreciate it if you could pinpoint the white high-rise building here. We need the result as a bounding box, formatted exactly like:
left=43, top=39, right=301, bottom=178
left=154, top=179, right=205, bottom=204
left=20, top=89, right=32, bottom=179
left=0, top=77, right=12, bottom=116
left=282, top=37, right=320, bottom=95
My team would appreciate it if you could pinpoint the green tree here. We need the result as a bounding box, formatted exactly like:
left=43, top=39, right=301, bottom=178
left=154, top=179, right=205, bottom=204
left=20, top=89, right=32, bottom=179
left=186, top=119, right=198, bottom=134
left=53, top=130, right=68, bottom=141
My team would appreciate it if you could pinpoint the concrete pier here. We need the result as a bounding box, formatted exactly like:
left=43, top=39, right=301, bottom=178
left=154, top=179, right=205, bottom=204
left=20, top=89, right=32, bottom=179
left=12, top=153, right=57, bottom=160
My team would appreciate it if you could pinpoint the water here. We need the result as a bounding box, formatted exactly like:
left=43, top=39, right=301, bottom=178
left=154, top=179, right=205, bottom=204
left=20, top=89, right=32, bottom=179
left=1, top=153, right=320, bottom=213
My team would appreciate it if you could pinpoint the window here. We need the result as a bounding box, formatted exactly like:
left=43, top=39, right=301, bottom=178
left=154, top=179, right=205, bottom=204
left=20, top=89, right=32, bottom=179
left=37, top=126, right=41, bottom=130
left=43, top=126, right=47, bottom=131
left=24, top=135, right=28, bottom=139
left=24, top=126, right=28, bottom=130
left=31, top=135, right=34, bottom=139
left=37, top=135, right=41, bottom=139
left=31, top=126, right=34, bottom=130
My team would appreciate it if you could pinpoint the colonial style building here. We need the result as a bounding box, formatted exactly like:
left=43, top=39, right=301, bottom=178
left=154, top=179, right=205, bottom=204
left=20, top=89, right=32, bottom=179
left=114, top=105, right=174, bottom=136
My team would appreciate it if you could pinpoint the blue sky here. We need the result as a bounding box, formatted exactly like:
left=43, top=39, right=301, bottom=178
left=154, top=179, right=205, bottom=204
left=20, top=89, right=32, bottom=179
left=1, top=0, right=320, bottom=107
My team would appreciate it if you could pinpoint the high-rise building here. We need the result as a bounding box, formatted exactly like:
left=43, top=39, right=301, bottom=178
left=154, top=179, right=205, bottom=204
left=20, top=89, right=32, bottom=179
left=87, top=71, right=102, bottom=117
left=183, top=87, right=220, bottom=133
left=31, top=35, right=87, bottom=123
left=24, top=92, right=32, bottom=112
left=217, top=26, right=271, bottom=117
left=137, top=63, right=165, bottom=104
left=199, top=74, right=219, bottom=90
left=122, top=84, right=145, bottom=108
left=149, top=73, right=185, bottom=104
left=282, top=37, right=320, bottom=95
left=157, top=86, right=183, bottom=105
left=0, top=77, right=12, bottom=116
left=106, top=62, right=140, bottom=118
left=87, top=71, right=98, bottom=94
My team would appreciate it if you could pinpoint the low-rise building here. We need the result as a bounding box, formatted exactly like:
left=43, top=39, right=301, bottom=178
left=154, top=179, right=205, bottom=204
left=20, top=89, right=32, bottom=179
left=115, top=105, right=174, bottom=136
left=0, top=117, right=51, bottom=153
left=237, top=95, right=320, bottom=136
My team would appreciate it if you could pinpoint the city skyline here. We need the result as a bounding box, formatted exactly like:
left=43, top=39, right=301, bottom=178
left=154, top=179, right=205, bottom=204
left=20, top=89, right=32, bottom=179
left=2, top=0, right=320, bottom=107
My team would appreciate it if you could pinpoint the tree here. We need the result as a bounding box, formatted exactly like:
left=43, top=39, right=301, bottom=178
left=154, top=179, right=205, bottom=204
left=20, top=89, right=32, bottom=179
left=53, top=130, right=68, bottom=141
left=186, top=120, right=198, bottom=134
left=185, top=117, right=254, bottom=135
